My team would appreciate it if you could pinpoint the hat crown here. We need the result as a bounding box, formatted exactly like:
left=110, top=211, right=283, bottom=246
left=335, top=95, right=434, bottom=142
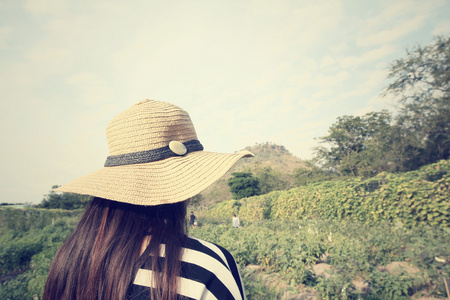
left=106, top=100, right=198, bottom=156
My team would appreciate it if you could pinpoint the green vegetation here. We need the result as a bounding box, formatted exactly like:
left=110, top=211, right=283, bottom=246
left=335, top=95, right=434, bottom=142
left=314, top=111, right=393, bottom=177
left=36, top=186, right=92, bottom=210
left=0, top=209, right=82, bottom=299
left=254, top=166, right=291, bottom=194
left=191, top=217, right=449, bottom=299
left=228, top=172, right=261, bottom=200
left=1, top=159, right=449, bottom=299
left=0, top=206, right=81, bottom=234
left=2, top=203, right=448, bottom=299
left=293, top=160, right=341, bottom=187
left=211, top=159, right=450, bottom=229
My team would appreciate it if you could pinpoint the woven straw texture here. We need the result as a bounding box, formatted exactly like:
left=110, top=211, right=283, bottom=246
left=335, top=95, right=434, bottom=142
left=106, top=100, right=198, bottom=156
left=56, top=100, right=253, bottom=206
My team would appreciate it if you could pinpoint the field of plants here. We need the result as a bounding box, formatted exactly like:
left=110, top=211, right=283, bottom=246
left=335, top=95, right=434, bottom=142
left=0, top=208, right=81, bottom=299
left=0, top=159, right=449, bottom=299
left=1, top=209, right=448, bottom=299
left=192, top=217, right=449, bottom=299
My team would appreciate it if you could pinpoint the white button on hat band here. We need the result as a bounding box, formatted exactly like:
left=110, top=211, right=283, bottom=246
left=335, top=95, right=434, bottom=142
left=169, top=141, right=187, bottom=155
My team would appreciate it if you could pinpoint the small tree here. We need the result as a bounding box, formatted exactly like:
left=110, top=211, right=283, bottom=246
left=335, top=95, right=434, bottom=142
left=227, top=172, right=261, bottom=200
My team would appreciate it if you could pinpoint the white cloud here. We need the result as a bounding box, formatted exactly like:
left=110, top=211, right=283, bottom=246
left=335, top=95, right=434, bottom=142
left=338, top=45, right=396, bottom=69
left=319, top=55, right=338, bottom=71
left=24, top=0, right=69, bottom=15
left=250, top=62, right=292, bottom=91
left=0, top=26, right=12, bottom=49
left=313, top=71, right=351, bottom=88
left=353, top=106, right=376, bottom=117
left=287, top=58, right=318, bottom=89
left=363, top=0, right=443, bottom=29
left=25, top=45, right=71, bottom=65
left=433, top=19, right=450, bottom=35
left=362, top=68, right=388, bottom=90
left=357, top=15, right=427, bottom=47
left=67, top=73, right=114, bottom=105
left=369, top=91, right=401, bottom=113
left=271, top=119, right=330, bottom=159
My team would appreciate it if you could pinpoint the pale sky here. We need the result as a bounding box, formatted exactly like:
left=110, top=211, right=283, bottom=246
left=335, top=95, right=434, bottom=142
left=1, top=0, right=450, bottom=204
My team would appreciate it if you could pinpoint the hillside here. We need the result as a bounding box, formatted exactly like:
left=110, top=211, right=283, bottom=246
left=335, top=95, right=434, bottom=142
left=206, top=158, right=450, bottom=229
left=198, top=143, right=307, bottom=206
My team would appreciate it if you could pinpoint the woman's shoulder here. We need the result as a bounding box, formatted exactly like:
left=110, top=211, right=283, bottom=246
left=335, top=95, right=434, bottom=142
left=184, top=235, right=235, bottom=268
left=183, top=236, right=245, bottom=299
left=131, top=236, right=245, bottom=299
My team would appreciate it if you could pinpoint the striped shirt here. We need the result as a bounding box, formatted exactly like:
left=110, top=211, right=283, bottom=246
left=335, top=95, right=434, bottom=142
left=127, top=236, right=246, bottom=300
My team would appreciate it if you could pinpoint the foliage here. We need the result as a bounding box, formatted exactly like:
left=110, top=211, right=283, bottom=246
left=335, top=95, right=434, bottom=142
left=1, top=181, right=449, bottom=299
left=0, top=207, right=80, bottom=234
left=211, top=159, right=450, bottom=229
left=0, top=215, right=80, bottom=299
left=314, top=273, right=357, bottom=300
left=314, top=111, right=393, bottom=177
left=0, top=273, right=32, bottom=300
left=191, top=218, right=449, bottom=299
left=227, top=172, right=261, bottom=200
left=385, top=35, right=450, bottom=170
left=36, top=185, right=92, bottom=210
left=293, top=160, right=341, bottom=187
left=0, top=231, right=44, bottom=275
left=207, top=200, right=243, bottom=220
left=253, top=166, right=291, bottom=194
left=188, top=194, right=204, bottom=207
left=368, top=270, right=414, bottom=300
left=241, top=268, right=282, bottom=300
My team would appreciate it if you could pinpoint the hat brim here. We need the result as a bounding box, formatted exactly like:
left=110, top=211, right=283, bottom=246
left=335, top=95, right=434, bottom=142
left=56, top=150, right=253, bottom=206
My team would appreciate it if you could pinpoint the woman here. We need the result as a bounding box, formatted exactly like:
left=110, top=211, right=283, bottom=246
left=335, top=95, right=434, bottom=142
left=43, top=100, right=252, bottom=300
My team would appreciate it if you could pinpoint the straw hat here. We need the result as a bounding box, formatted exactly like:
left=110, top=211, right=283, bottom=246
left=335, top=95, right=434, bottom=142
left=56, top=99, right=254, bottom=206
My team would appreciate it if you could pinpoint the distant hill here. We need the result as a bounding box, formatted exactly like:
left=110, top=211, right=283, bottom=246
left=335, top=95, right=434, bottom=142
left=198, top=143, right=307, bottom=207
left=239, top=143, right=307, bottom=173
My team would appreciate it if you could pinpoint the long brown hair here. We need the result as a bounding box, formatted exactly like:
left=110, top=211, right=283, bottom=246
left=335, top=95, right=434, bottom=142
left=43, top=197, right=187, bottom=300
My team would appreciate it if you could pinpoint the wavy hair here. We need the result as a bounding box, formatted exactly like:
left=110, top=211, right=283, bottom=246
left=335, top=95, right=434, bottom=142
left=43, top=197, right=187, bottom=300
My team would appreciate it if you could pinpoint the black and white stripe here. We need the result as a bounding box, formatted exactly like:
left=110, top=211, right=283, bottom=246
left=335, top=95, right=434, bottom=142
left=128, top=236, right=246, bottom=300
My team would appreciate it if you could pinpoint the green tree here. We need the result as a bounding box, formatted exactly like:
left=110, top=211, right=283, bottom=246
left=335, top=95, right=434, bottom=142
left=254, top=166, right=290, bottom=194
left=227, top=172, right=261, bottom=200
left=314, top=111, right=392, bottom=177
left=384, top=35, right=450, bottom=170
left=37, top=186, right=92, bottom=210
left=293, top=161, right=338, bottom=186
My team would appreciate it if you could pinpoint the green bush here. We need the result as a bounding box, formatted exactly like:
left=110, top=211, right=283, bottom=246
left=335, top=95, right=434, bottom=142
left=228, top=172, right=261, bottom=200
left=209, top=159, right=450, bottom=229
left=0, top=216, right=78, bottom=299
left=0, top=207, right=81, bottom=233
